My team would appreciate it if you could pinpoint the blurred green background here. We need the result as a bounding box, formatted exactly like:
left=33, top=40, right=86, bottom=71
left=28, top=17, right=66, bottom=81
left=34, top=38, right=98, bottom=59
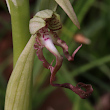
left=0, top=0, right=110, bottom=110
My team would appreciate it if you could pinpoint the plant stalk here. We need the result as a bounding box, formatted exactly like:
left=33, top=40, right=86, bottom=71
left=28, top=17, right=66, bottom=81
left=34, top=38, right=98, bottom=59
left=8, top=0, right=30, bottom=66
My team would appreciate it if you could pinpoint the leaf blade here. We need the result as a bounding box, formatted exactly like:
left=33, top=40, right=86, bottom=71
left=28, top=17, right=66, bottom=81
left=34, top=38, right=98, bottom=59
left=55, top=0, right=80, bottom=29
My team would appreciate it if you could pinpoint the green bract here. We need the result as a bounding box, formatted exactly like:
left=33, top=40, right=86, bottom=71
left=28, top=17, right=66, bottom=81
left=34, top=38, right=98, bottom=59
left=5, top=35, right=36, bottom=110
left=29, top=9, right=62, bottom=35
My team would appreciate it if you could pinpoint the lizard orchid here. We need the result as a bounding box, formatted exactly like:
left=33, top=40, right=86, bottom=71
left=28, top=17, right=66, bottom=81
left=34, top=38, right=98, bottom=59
left=29, top=10, right=93, bottom=99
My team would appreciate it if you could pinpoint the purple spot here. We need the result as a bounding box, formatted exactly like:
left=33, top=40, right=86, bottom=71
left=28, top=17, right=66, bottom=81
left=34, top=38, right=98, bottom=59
left=44, top=38, right=50, bottom=41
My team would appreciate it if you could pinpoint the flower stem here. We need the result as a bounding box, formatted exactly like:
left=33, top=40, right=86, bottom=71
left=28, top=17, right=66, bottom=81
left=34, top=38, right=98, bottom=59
left=8, top=0, right=30, bottom=67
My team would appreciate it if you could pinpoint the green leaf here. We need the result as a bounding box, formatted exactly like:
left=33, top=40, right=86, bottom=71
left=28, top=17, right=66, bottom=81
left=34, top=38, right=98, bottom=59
left=5, top=35, right=36, bottom=110
left=55, top=0, right=80, bottom=29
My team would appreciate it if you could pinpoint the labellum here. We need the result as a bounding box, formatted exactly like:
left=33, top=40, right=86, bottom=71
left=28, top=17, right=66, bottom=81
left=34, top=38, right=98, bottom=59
left=29, top=9, right=93, bottom=99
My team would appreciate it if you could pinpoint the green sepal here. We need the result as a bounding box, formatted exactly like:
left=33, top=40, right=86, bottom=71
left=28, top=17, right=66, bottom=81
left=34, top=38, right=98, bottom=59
left=29, top=9, right=62, bottom=35
left=35, top=9, right=53, bottom=19
left=29, top=17, right=46, bottom=35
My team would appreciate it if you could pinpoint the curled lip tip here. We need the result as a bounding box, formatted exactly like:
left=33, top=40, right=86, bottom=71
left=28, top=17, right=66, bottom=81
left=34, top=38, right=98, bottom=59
left=50, top=82, right=93, bottom=99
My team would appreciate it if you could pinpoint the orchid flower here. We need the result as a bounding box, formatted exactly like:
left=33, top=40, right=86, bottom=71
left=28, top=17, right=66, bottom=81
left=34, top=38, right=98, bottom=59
left=29, top=10, right=93, bottom=99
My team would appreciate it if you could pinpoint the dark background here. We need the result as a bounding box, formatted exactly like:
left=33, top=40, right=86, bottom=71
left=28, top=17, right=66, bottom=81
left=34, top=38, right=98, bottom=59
left=0, top=0, right=110, bottom=110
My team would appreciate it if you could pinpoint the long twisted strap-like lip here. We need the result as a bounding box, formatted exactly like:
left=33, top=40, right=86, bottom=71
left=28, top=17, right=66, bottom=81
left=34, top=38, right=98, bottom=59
left=34, top=28, right=93, bottom=99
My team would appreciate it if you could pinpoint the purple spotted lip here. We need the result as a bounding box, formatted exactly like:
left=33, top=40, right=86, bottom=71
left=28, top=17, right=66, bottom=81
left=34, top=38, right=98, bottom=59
left=34, top=25, right=93, bottom=99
